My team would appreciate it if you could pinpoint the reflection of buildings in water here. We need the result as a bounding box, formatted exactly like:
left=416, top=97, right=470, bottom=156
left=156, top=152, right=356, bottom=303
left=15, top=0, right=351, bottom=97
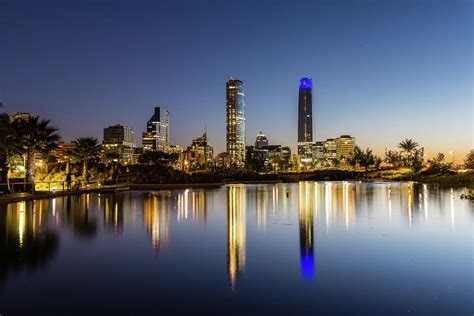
left=318, top=182, right=355, bottom=232
left=272, top=184, right=278, bottom=214
left=177, top=189, right=208, bottom=223
left=143, top=193, right=170, bottom=256
left=103, top=195, right=124, bottom=236
left=65, top=195, right=98, bottom=239
left=227, top=185, right=246, bottom=289
left=298, top=182, right=315, bottom=279
left=256, top=186, right=268, bottom=230
left=0, top=201, right=59, bottom=284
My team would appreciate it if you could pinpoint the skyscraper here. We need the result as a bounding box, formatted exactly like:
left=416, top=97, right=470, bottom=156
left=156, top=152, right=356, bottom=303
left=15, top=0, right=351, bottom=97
left=255, top=131, right=269, bottom=149
left=142, top=106, right=170, bottom=152
left=103, top=124, right=135, bottom=164
left=298, top=77, right=313, bottom=144
left=226, top=78, right=246, bottom=167
left=298, top=78, right=314, bottom=165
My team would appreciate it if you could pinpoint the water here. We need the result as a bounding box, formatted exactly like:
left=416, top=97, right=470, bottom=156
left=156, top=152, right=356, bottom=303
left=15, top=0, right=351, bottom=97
left=0, top=182, right=472, bottom=315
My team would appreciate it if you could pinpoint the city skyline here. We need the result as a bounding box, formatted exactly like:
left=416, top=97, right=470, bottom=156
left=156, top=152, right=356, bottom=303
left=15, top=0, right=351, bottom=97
left=0, top=1, right=472, bottom=161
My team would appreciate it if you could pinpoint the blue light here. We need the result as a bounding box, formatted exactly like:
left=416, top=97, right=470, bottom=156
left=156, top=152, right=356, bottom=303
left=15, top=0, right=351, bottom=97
left=300, top=254, right=315, bottom=279
left=299, top=77, right=312, bottom=90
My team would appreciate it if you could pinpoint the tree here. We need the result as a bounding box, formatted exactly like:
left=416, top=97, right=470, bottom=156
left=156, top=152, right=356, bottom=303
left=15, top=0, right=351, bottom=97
left=71, top=137, right=100, bottom=181
left=350, top=146, right=379, bottom=171
left=139, top=151, right=179, bottom=166
left=398, top=139, right=419, bottom=157
left=426, top=152, right=452, bottom=174
left=409, top=147, right=425, bottom=172
left=384, top=150, right=402, bottom=167
left=0, top=113, right=18, bottom=188
left=12, top=116, right=60, bottom=183
left=464, top=150, right=474, bottom=169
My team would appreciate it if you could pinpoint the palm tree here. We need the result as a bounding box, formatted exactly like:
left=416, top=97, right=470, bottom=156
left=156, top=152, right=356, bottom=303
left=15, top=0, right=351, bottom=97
left=0, top=113, right=16, bottom=188
left=71, top=137, right=99, bottom=181
left=12, top=116, right=60, bottom=183
left=397, top=139, right=419, bottom=156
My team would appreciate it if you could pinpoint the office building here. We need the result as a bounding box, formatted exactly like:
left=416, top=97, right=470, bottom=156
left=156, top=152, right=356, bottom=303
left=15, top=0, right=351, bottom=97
left=255, top=131, right=269, bottom=149
left=182, top=133, right=214, bottom=170
left=142, top=106, right=170, bottom=152
left=336, top=135, right=356, bottom=163
left=297, top=78, right=314, bottom=166
left=226, top=78, right=246, bottom=167
left=103, top=124, right=136, bottom=164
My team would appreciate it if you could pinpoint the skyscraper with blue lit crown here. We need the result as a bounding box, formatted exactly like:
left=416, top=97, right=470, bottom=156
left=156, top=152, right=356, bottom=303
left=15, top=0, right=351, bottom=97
left=298, top=78, right=314, bottom=164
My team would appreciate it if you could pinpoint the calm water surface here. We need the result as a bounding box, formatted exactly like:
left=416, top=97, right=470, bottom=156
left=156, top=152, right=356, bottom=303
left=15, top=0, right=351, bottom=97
left=0, top=182, right=472, bottom=315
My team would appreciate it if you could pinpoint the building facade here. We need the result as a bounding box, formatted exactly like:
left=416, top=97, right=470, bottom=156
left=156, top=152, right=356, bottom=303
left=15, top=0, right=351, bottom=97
left=336, top=135, right=356, bottom=163
left=142, top=106, right=170, bottom=152
left=297, top=78, right=314, bottom=166
left=255, top=131, right=269, bottom=149
left=181, top=133, right=214, bottom=170
left=226, top=78, right=246, bottom=167
left=102, top=124, right=136, bottom=164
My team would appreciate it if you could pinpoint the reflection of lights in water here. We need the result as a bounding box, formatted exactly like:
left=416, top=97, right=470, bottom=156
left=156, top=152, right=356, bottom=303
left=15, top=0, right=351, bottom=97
left=114, top=202, right=118, bottom=229
left=344, top=181, right=349, bottom=229
left=52, top=198, right=56, bottom=216
left=18, top=202, right=26, bottom=248
left=325, top=182, right=332, bottom=233
left=227, top=185, right=246, bottom=290
left=184, top=189, right=189, bottom=219
left=314, top=182, right=318, bottom=220
left=299, top=182, right=315, bottom=279
left=408, top=184, right=413, bottom=227
left=423, top=184, right=428, bottom=221
left=256, top=187, right=267, bottom=231
left=388, top=186, right=392, bottom=221
left=143, top=194, right=170, bottom=255
left=450, top=188, right=455, bottom=229
left=272, top=184, right=278, bottom=214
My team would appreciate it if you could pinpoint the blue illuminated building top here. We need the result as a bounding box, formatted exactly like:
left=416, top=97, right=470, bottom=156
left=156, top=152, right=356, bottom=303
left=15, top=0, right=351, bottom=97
left=299, top=77, right=312, bottom=90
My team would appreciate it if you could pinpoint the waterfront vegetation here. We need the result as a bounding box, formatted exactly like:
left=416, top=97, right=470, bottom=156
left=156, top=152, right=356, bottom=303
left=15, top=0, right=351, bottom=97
left=0, top=113, right=473, bottom=193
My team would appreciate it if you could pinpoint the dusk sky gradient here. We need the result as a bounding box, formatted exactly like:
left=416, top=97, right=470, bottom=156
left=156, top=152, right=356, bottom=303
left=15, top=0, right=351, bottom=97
left=1, top=0, right=472, bottom=161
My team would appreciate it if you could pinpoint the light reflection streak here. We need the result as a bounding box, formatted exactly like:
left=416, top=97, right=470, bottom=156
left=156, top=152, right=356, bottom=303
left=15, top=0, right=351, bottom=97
left=423, top=184, right=428, bottom=221
left=227, top=185, right=246, bottom=290
left=450, top=188, right=455, bottom=229
left=18, top=202, right=26, bottom=248
left=388, top=185, right=392, bottom=221
left=299, top=182, right=315, bottom=279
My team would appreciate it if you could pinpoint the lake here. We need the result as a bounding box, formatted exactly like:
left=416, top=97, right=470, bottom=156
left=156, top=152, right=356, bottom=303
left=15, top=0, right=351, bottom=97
left=0, top=182, right=472, bottom=315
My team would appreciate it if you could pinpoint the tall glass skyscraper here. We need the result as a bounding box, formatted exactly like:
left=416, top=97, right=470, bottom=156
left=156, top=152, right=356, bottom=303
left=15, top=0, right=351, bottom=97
left=142, top=106, right=170, bottom=152
left=298, top=77, right=313, bottom=143
left=298, top=78, right=314, bottom=163
left=226, top=78, right=246, bottom=167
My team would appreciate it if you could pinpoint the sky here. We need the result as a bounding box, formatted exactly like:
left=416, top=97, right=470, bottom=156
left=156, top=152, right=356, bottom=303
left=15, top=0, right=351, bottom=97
left=0, top=0, right=472, bottom=162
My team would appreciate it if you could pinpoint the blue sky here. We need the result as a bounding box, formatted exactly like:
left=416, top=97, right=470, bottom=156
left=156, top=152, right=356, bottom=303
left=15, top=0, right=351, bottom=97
left=0, top=0, right=472, bottom=160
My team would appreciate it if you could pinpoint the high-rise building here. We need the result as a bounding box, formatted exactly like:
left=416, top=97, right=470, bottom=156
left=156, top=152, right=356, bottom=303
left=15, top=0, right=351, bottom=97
left=324, top=138, right=337, bottom=160
left=103, top=124, right=136, bottom=164
left=226, top=78, right=246, bottom=167
left=255, top=131, right=269, bottom=149
left=298, top=78, right=313, bottom=144
left=142, top=106, right=170, bottom=152
left=297, top=78, right=314, bottom=166
left=181, top=133, right=214, bottom=170
left=336, top=135, right=356, bottom=162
